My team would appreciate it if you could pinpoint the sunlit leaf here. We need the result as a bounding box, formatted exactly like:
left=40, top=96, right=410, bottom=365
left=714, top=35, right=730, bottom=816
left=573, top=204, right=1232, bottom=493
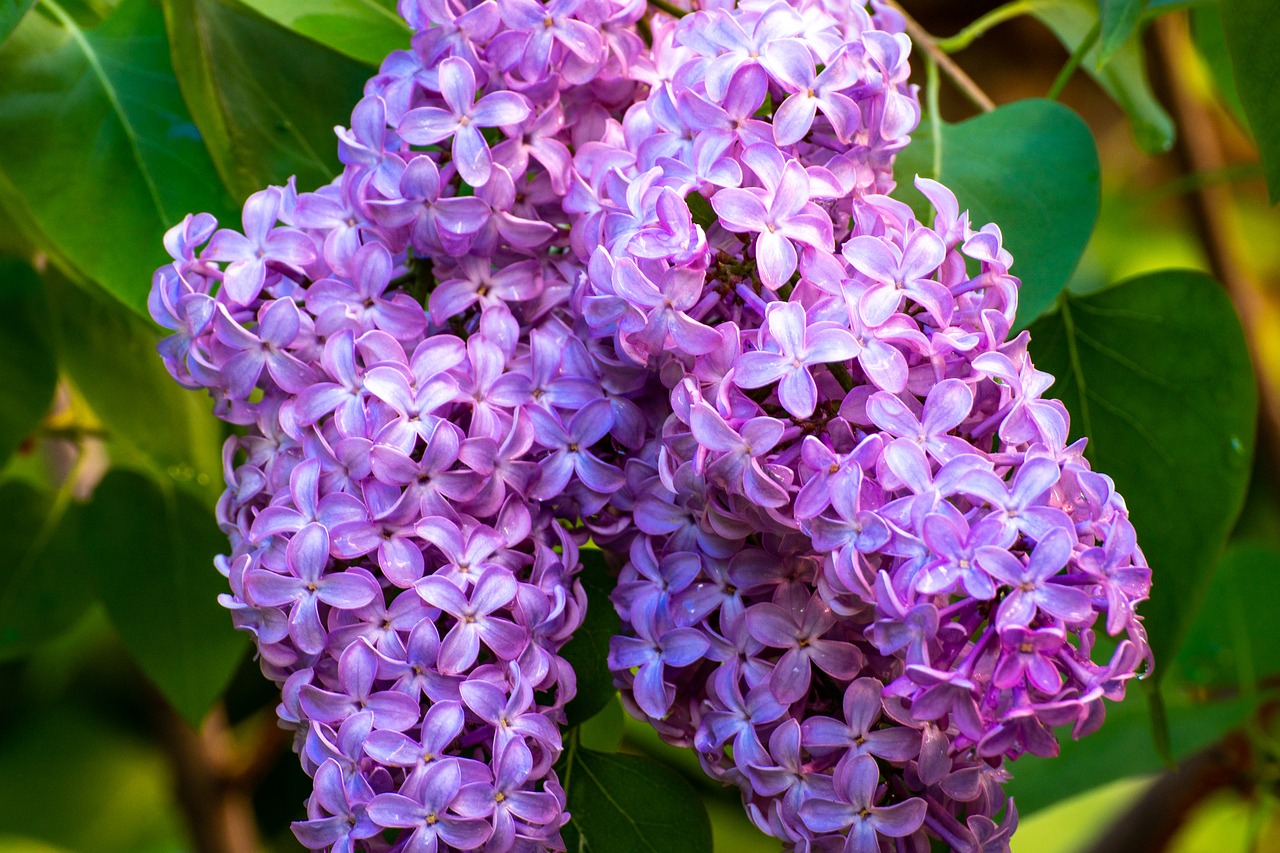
left=1028, top=270, right=1256, bottom=670
left=0, top=838, right=77, bottom=853
left=0, top=0, right=235, bottom=315
left=894, top=99, right=1100, bottom=326
left=1035, top=0, right=1176, bottom=153
left=0, top=0, right=34, bottom=45
left=85, top=469, right=247, bottom=725
left=237, top=0, right=408, bottom=66
left=1006, top=686, right=1256, bottom=814
left=1099, top=0, right=1146, bottom=68
left=162, top=0, right=372, bottom=200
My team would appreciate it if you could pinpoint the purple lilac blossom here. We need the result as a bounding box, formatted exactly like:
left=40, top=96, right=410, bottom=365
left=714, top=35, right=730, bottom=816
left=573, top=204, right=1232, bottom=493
left=150, top=0, right=658, bottom=847
left=565, top=3, right=1150, bottom=851
left=147, top=0, right=1152, bottom=851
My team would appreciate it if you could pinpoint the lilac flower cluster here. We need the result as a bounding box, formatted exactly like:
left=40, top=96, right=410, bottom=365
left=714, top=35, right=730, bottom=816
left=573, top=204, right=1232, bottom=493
left=561, top=4, right=1153, bottom=851
left=148, top=0, right=669, bottom=848
left=146, top=0, right=1153, bottom=849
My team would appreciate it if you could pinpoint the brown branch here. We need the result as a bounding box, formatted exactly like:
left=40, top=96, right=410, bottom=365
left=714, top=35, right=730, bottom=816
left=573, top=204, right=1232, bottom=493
left=883, top=1, right=997, bottom=113
left=1084, top=732, right=1254, bottom=853
left=152, top=697, right=265, bottom=853
left=1151, top=15, right=1280, bottom=484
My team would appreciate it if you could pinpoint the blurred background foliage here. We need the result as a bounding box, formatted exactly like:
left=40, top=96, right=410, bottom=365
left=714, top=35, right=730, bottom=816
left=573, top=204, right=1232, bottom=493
left=2, top=0, right=1280, bottom=850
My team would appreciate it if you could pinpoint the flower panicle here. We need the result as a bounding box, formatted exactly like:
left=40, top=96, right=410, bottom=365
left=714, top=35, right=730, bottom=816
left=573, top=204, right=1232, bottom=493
left=146, top=0, right=1150, bottom=851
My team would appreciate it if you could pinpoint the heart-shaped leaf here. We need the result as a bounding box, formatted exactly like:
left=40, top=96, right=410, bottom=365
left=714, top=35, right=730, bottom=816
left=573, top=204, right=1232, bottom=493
left=558, top=738, right=713, bottom=853
left=1028, top=270, right=1256, bottom=670
left=162, top=0, right=373, bottom=200
left=0, top=0, right=236, bottom=316
left=85, top=469, right=248, bottom=725
left=0, top=260, right=57, bottom=467
left=894, top=99, right=1100, bottom=326
left=237, top=0, right=408, bottom=66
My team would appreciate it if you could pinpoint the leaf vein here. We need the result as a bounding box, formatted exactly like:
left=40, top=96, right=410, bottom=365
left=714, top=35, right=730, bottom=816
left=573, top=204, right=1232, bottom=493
left=42, top=0, right=171, bottom=224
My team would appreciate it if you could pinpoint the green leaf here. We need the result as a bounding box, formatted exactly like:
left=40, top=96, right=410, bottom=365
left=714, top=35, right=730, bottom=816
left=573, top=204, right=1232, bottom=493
left=0, top=260, right=57, bottom=467
left=162, top=0, right=373, bottom=200
left=0, top=0, right=34, bottom=45
left=686, top=191, right=717, bottom=230
left=893, top=99, right=1100, bottom=326
left=1005, top=685, right=1257, bottom=814
left=0, top=708, right=187, bottom=853
left=1027, top=270, right=1256, bottom=670
left=1173, top=543, right=1280, bottom=690
left=1035, top=0, right=1176, bottom=153
left=558, top=738, right=713, bottom=853
left=0, top=480, right=90, bottom=659
left=0, top=0, right=236, bottom=316
left=578, top=695, right=625, bottom=753
left=1221, top=0, right=1280, bottom=203
left=0, top=838, right=77, bottom=853
left=1143, top=0, right=1213, bottom=13
left=1190, top=3, right=1247, bottom=126
left=236, top=0, right=408, bottom=66
left=85, top=469, right=247, bottom=725
left=560, top=548, right=622, bottom=727
left=1098, top=0, right=1146, bottom=67
left=44, top=273, right=224, bottom=507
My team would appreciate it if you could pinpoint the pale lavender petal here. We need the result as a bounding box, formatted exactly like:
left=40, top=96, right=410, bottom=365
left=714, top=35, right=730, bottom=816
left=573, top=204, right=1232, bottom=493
left=453, top=125, right=494, bottom=187
left=471, top=91, right=531, bottom=126
left=710, top=189, right=768, bottom=232
left=754, top=231, right=797, bottom=290
left=438, top=56, right=476, bottom=115
left=399, top=107, right=460, bottom=145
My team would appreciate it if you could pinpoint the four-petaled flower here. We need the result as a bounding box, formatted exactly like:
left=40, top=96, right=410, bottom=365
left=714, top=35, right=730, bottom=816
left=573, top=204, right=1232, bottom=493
left=398, top=57, right=531, bottom=187
left=736, top=301, right=860, bottom=418
left=798, top=754, right=928, bottom=853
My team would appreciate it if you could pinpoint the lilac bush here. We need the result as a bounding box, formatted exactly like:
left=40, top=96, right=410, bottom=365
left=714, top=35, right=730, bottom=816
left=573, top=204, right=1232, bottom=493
left=147, top=0, right=1152, bottom=850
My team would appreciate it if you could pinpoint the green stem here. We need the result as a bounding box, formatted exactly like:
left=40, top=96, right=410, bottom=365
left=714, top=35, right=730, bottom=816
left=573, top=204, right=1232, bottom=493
left=926, top=54, right=943, bottom=179
left=884, top=0, right=996, bottom=113
left=828, top=362, right=855, bottom=393
left=936, top=0, right=1046, bottom=53
left=1047, top=19, right=1101, bottom=101
left=647, top=0, right=687, bottom=18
